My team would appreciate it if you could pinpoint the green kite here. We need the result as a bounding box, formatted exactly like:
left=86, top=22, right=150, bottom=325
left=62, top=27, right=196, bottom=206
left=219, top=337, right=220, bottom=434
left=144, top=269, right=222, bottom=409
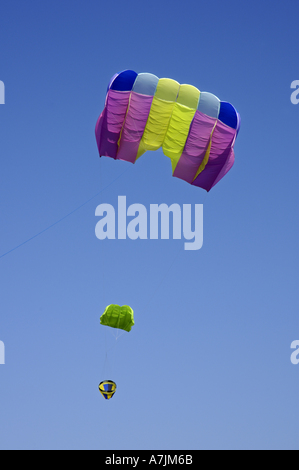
left=100, top=304, right=134, bottom=332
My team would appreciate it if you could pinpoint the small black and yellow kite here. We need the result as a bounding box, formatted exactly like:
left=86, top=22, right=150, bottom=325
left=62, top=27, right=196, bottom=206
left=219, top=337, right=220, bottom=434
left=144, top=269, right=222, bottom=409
left=99, top=380, right=117, bottom=400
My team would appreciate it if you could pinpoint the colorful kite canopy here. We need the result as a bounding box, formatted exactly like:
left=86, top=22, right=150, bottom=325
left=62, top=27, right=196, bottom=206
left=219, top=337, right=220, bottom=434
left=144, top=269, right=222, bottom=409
left=95, top=70, right=240, bottom=192
left=99, top=380, right=117, bottom=400
left=100, top=304, right=135, bottom=332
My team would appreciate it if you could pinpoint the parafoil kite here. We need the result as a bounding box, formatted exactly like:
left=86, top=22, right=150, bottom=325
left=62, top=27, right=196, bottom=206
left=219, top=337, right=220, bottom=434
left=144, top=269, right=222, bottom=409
left=100, top=304, right=135, bottom=332
left=99, top=380, right=117, bottom=400
left=95, top=70, right=240, bottom=192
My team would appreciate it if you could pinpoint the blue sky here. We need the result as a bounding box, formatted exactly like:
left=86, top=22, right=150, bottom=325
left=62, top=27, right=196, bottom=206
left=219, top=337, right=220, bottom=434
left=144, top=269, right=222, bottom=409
left=0, top=0, right=298, bottom=450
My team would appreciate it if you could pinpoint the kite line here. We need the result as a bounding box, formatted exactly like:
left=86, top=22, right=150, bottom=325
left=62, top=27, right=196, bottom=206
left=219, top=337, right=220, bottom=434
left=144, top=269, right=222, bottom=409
left=0, top=167, right=130, bottom=260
